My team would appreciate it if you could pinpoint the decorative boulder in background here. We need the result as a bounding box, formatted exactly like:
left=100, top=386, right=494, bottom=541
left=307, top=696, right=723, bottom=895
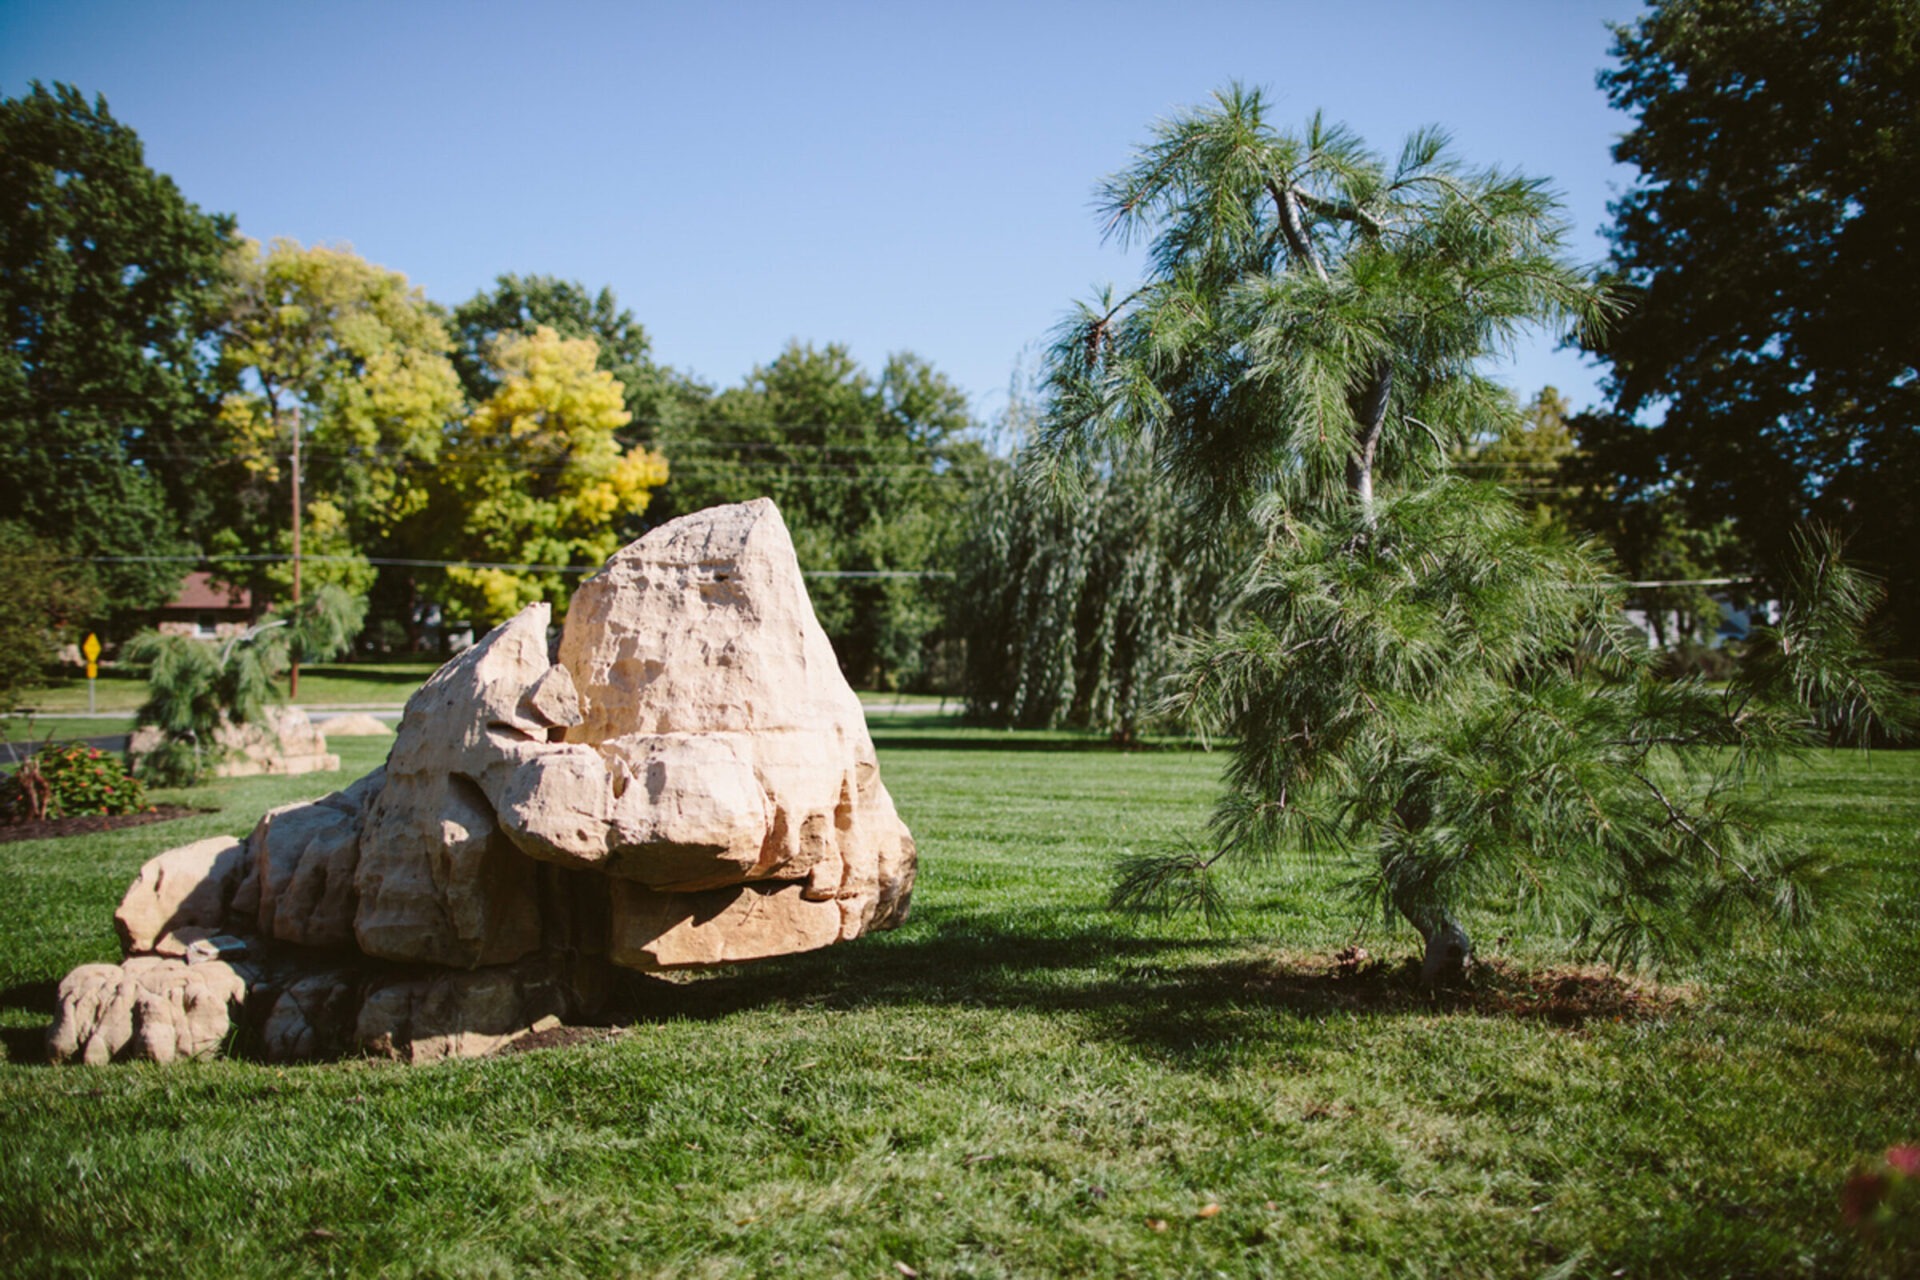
left=128, top=704, right=339, bottom=779
left=47, top=499, right=917, bottom=1064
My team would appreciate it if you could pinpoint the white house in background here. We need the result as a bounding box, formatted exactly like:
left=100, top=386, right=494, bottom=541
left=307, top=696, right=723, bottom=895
left=1623, top=592, right=1779, bottom=650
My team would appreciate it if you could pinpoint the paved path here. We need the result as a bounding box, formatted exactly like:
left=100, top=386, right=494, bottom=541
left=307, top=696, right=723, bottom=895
left=8, top=699, right=956, bottom=762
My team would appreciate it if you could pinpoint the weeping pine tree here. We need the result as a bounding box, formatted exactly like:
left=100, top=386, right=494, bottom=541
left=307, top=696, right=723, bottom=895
left=127, top=585, right=364, bottom=785
left=1041, top=86, right=1909, bottom=982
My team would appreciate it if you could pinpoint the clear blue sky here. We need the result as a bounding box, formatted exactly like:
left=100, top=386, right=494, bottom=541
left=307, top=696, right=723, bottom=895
left=2, top=0, right=1645, bottom=423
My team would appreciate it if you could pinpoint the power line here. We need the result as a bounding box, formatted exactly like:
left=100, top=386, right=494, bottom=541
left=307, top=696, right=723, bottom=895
left=80, top=554, right=948, bottom=579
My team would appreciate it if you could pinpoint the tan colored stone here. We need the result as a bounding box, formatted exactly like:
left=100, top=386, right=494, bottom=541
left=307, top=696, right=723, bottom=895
left=250, top=768, right=383, bottom=949
left=556, top=498, right=917, bottom=928
left=598, top=732, right=772, bottom=889
left=353, top=959, right=576, bottom=1063
left=114, top=836, right=249, bottom=957
left=608, top=879, right=843, bottom=970
left=47, top=956, right=249, bottom=1065
left=353, top=606, right=557, bottom=967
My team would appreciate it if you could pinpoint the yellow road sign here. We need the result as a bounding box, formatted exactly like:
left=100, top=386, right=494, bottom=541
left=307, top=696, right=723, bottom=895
left=82, top=632, right=101, bottom=662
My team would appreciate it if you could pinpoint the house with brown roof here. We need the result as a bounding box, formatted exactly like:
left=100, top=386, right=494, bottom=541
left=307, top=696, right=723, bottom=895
left=152, top=572, right=257, bottom=639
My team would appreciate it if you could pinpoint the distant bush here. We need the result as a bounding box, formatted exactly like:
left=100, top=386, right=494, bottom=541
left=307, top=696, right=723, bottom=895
left=2, top=742, right=147, bottom=822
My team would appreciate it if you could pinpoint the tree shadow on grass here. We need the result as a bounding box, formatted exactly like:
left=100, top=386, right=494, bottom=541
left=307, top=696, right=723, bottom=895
left=0, top=979, right=57, bottom=1062
left=602, top=907, right=1682, bottom=1066
left=4, top=908, right=1681, bottom=1069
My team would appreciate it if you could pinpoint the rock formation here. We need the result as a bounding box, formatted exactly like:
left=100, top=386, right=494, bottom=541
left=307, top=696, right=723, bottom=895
left=47, top=500, right=916, bottom=1064
left=128, top=704, right=339, bottom=778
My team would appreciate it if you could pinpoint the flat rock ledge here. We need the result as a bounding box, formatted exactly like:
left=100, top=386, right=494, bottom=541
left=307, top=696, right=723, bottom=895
left=48, top=500, right=916, bottom=1064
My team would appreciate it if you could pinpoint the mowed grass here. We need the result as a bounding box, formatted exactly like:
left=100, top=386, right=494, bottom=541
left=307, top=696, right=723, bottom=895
left=1, top=721, right=1917, bottom=1278
left=11, top=660, right=440, bottom=718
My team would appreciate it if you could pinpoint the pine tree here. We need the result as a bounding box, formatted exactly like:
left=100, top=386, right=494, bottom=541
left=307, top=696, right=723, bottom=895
left=1041, top=87, right=1908, bottom=980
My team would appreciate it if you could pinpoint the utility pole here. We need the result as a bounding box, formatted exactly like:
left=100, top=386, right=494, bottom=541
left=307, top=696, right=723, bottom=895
left=289, top=402, right=302, bottom=701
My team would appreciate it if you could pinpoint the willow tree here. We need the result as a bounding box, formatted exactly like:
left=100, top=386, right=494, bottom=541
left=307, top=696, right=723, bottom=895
left=955, top=441, right=1241, bottom=740
left=1042, top=87, right=1906, bottom=981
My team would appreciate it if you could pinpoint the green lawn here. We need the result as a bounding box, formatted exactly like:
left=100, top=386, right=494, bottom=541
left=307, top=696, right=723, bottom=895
left=1, top=719, right=1916, bottom=1277
left=15, top=667, right=938, bottom=728
left=11, top=660, right=441, bottom=718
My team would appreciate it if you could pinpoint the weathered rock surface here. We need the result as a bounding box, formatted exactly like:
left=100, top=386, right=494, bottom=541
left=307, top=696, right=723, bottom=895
left=47, top=956, right=251, bottom=1065
left=45, top=499, right=916, bottom=1064
left=560, top=498, right=917, bottom=956
left=352, top=610, right=561, bottom=968
left=129, top=705, right=340, bottom=779
left=114, top=836, right=249, bottom=957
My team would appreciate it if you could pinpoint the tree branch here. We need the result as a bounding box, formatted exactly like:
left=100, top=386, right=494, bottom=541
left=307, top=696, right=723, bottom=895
left=1267, top=180, right=1329, bottom=283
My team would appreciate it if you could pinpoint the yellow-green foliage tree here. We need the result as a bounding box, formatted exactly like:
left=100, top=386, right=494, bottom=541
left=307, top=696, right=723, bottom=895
left=213, top=238, right=463, bottom=599
left=433, top=326, right=669, bottom=623
left=1455, top=387, right=1578, bottom=524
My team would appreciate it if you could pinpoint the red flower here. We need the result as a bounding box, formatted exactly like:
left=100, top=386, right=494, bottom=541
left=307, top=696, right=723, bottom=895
left=1889, top=1146, right=1920, bottom=1178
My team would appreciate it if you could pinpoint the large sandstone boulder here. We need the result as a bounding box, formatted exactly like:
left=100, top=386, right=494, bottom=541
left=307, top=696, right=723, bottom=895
left=46, top=500, right=915, bottom=1064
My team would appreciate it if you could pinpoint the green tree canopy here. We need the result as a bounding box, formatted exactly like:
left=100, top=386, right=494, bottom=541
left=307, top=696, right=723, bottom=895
left=0, top=82, right=237, bottom=629
left=0, top=522, right=102, bottom=714
left=1581, top=0, right=1920, bottom=655
left=212, top=238, right=464, bottom=601
left=657, top=342, right=980, bottom=688
left=447, top=274, right=705, bottom=441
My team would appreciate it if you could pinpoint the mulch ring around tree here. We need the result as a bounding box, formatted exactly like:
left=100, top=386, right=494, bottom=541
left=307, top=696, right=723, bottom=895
left=1243, top=946, right=1696, bottom=1027
left=0, top=806, right=210, bottom=845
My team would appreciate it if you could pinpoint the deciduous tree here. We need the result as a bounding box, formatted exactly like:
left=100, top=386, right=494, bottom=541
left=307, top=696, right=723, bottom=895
left=0, top=82, right=236, bottom=628
left=1582, top=0, right=1920, bottom=655
left=213, top=239, right=464, bottom=603
left=427, top=326, right=668, bottom=624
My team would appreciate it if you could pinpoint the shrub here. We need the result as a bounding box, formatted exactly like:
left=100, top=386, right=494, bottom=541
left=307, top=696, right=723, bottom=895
left=2, top=742, right=147, bottom=822
left=127, top=583, right=364, bottom=787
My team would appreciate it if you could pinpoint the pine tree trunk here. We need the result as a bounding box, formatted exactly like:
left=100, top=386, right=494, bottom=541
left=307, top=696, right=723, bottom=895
left=1393, top=888, right=1474, bottom=987
left=1346, top=363, right=1393, bottom=516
